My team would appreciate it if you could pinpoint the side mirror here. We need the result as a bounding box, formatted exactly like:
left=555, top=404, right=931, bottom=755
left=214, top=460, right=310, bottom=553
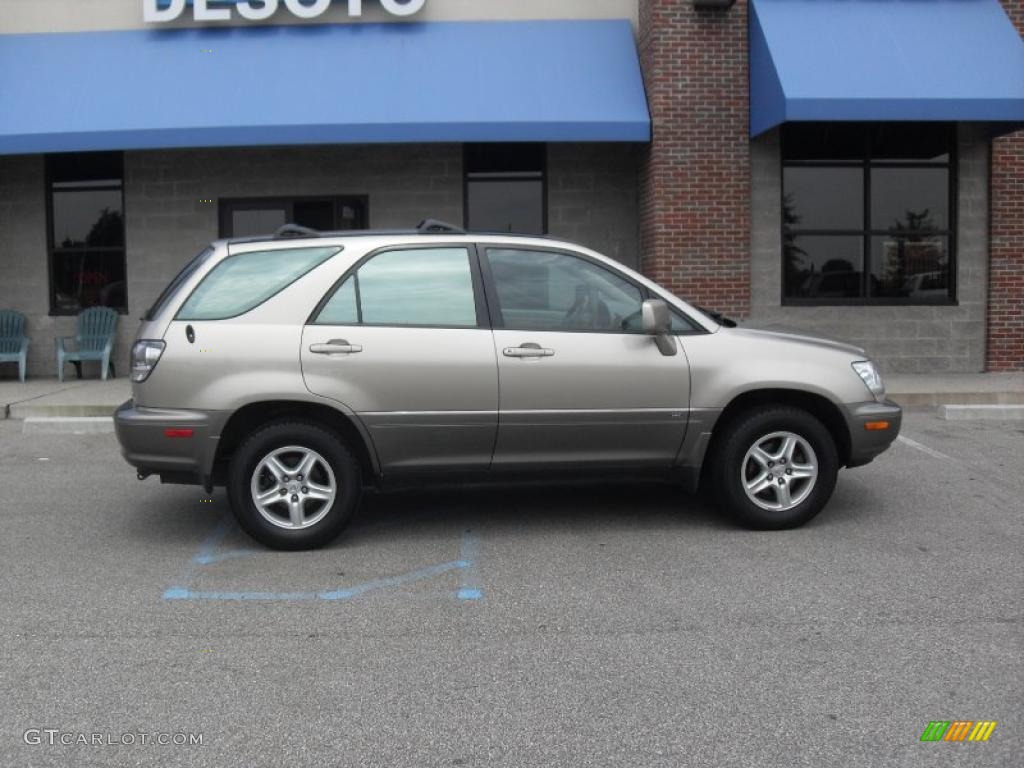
left=641, top=299, right=677, bottom=356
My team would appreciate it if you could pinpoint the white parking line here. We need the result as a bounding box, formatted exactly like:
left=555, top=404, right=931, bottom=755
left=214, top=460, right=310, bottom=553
left=897, top=435, right=952, bottom=461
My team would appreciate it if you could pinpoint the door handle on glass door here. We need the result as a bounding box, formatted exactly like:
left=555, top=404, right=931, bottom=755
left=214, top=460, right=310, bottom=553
left=310, top=339, right=363, bottom=355
left=503, top=343, right=554, bottom=358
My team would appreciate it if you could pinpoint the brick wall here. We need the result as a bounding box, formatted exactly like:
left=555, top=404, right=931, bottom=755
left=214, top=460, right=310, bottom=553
left=638, top=0, right=750, bottom=317
left=989, top=0, right=1024, bottom=370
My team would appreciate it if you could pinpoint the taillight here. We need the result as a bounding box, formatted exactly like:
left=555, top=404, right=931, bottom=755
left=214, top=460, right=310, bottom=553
left=131, top=340, right=166, bottom=383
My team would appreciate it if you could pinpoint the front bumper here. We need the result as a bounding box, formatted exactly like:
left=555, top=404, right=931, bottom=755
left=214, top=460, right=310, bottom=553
left=842, top=399, right=902, bottom=467
left=114, top=400, right=226, bottom=488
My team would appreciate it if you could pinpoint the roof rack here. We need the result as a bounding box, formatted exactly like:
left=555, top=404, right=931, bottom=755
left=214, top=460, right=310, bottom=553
left=416, top=218, right=465, bottom=234
left=274, top=223, right=321, bottom=239
left=228, top=219, right=563, bottom=246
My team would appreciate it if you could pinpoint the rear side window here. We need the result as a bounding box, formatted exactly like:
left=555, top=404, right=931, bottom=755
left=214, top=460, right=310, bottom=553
left=177, top=246, right=339, bottom=321
left=314, top=247, right=478, bottom=328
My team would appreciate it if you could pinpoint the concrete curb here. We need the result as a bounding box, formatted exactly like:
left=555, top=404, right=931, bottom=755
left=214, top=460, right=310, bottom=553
left=9, top=403, right=120, bottom=419
left=938, top=404, right=1024, bottom=421
left=22, top=416, right=115, bottom=434
left=889, top=391, right=1024, bottom=407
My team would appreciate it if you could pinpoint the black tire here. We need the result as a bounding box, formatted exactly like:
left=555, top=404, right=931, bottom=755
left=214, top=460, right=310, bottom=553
left=710, top=406, right=839, bottom=530
left=227, top=421, right=361, bottom=550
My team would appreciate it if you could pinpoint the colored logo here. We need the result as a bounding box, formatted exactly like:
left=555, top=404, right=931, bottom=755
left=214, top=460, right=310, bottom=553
left=920, top=721, right=997, bottom=742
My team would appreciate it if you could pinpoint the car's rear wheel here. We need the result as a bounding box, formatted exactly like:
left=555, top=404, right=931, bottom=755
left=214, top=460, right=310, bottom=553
left=711, top=406, right=838, bottom=529
left=227, top=421, right=360, bottom=550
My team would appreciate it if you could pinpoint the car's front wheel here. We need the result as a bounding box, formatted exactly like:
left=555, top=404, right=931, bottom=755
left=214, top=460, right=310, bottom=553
left=711, top=406, right=839, bottom=530
left=227, top=421, right=360, bottom=550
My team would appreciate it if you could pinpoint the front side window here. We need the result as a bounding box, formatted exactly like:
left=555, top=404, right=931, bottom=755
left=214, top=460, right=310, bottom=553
left=178, top=247, right=339, bottom=320
left=485, top=249, right=644, bottom=333
left=782, top=123, right=955, bottom=304
left=315, top=248, right=478, bottom=328
left=46, top=152, right=127, bottom=314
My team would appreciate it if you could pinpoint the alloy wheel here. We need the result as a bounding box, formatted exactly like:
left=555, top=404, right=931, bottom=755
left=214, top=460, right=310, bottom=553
left=740, top=431, right=818, bottom=512
left=249, top=445, right=337, bottom=530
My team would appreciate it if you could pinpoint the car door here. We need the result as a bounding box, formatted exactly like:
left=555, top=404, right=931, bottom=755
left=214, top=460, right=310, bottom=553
left=482, top=246, right=691, bottom=470
left=301, top=245, right=498, bottom=474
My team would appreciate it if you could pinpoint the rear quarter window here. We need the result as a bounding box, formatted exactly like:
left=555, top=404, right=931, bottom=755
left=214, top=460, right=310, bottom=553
left=177, top=246, right=340, bottom=321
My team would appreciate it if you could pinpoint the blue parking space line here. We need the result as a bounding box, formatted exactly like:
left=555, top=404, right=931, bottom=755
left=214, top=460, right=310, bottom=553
left=193, top=548, right=261, bottom=565
left=164, top=514, right=485, bottom=603
left=164, top=560, right=467, bottom=602
left=457, top=528, right=483, bottom=601
left=319, top=560, right=466, bottom=601
left=190, top=514, right=233, bottom=565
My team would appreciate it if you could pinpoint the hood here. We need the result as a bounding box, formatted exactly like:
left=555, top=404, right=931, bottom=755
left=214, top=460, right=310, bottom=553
left=726, top=324, right=867, bottom=357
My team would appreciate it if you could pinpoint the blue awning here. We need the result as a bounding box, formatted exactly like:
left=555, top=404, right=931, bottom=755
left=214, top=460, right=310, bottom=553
left=0, top=19, right=650, bottom=154
left=750, top=0, right=1024, bottom=136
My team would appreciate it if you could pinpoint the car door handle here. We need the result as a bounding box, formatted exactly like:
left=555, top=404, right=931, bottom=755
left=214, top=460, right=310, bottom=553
left=309, top=339, right=363, bottom=355
left=503, top=343, right=554, bottom=358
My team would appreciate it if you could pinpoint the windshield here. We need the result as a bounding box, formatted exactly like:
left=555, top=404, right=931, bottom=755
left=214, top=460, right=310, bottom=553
left=143, top=247, right=214, bottom=321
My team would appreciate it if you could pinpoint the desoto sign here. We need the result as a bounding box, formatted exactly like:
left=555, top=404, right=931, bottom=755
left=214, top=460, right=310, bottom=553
left=144, top=0, right=427, bottom=23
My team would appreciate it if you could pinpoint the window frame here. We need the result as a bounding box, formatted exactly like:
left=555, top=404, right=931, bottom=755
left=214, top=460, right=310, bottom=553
left=780, top=123, right=958, bottom=307
left=309, top=243, right=490, bottom=331
left=477, top=243, right=705, bottom=336
left=463, top=144, right=548, bottom=235
left=218, top=195, right=369, bottom=238
left=45, top=152, right=128, bottom=316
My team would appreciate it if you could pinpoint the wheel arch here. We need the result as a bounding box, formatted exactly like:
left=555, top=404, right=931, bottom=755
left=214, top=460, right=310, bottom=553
left=703, top=388, right=852, bottom=478
left=212, top=400, right=378, bottom=487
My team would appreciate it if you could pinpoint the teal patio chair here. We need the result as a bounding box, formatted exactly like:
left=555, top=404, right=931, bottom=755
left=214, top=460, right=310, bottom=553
left=0, top=309, right=29, bottom=382
left=56, top=306, right=119, bottom=381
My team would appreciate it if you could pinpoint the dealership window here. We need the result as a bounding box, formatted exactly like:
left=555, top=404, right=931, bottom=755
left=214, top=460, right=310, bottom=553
left=465, top=144, right=546, bottom=234
left=782, top=123, right=955, bottom=304
left=46, top=152, right=127, bottom=314
left=219, top=196, right=367, bottom=238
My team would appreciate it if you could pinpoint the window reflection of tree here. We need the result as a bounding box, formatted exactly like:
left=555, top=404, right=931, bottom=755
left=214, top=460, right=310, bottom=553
left=782, top=193, right=810, bottom=295
left=58, top=207, right=125, bottom=310
left=882, top=208, right=944, bottom=297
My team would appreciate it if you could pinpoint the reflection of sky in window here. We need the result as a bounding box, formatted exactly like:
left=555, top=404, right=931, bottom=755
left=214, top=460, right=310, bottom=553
left=180, top=247, right=337, bottom=320
left=359, top=249, right=476, bottom=327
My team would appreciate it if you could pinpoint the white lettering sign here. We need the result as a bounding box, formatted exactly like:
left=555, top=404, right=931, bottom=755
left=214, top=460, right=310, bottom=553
left=143, top=0, right=426, bottom=23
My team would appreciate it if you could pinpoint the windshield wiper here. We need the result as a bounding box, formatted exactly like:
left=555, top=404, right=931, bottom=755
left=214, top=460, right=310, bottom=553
left=695, top=305, right=738, bottom=328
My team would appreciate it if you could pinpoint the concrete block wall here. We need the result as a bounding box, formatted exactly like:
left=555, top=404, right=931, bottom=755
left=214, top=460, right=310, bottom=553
left=748, top=125, right=991, bottom=374
left=0, top=142, right=640, bottom=378
left=547, top=144, right=640, bottom=268
left=129, top=143, right=465, bottom=378
left=0, top=155, right=63, bottom=380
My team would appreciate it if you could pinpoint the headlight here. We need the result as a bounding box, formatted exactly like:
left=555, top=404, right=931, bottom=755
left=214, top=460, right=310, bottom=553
left=131, top=340, right=166, bottom=382
left=851, top=360, right=885, bottom=397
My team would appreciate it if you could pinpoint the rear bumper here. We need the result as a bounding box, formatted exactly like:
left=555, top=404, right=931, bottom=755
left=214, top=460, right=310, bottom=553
left=114, top=400, right=227, bottom=487
left=842, top=399, right=902, bottom=467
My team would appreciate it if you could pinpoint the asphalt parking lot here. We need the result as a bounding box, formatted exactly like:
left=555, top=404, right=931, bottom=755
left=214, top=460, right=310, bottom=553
left=0, top=409, right=1020, bottom=767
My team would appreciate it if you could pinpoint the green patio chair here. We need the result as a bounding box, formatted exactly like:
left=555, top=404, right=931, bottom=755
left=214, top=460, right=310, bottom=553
left=56, top=307, right=119, bottom=382
left=0, top=309, right=29, bottom=382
